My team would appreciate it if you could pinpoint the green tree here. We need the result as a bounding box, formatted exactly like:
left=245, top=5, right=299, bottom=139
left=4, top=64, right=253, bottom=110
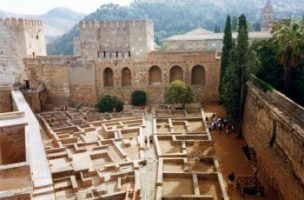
left=221, top=46, right=241, bottom=120
left=131, top=90, right=147, bottom=106
left=231, top=16, right=238, bottom=32
left=164, top=80, right=194, bottom=108
left=96, top=95, right=124, bottom=113
left=271, top=19, right=304, bottom=95
left=220, top=15, right=233, bottom=84
left=236, top=14, right=250, bottom=137
left=236, top=15, right=249, bottom=72
left=244, top=48, right=258, bottom=79
left=252, top=39, right=284, bottom=90
left=290, top=63, right=304, bottom=106
left=221, top=14, right=251, bottom=136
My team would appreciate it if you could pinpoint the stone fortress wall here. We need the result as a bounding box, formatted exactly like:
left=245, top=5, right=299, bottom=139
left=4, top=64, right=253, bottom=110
left=242, top=77, right=304, bottom=200
left=24, top=19, right=221, bottom=107
left=74, top=20, right=155, bottom=60
left=24, top=51, right=220, bottom=107
left=0, top=18, right=46, bottom=86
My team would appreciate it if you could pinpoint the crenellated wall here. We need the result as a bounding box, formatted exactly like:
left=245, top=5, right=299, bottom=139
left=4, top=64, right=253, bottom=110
left=74, top=20, right=154, bottom=60
left=242, top=78, right=304, bottom=200
left=0, top=18, right=46, bottom=86
left=24, top=51, right=220, bottom=107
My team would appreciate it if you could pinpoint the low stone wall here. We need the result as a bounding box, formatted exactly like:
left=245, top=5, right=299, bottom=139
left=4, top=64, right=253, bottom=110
left=242, top=80, right=304, bottom=200
left=0, top=87, right=12, bottom=113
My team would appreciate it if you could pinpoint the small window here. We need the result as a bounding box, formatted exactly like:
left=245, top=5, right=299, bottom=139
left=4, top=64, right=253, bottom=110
left=25, top=80, right=30, bottom=89
left=36, top=35, right=39, bottom=39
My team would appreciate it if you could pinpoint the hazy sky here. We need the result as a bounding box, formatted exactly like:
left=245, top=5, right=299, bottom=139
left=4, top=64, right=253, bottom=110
left=0, top=0, right=132, bottom=15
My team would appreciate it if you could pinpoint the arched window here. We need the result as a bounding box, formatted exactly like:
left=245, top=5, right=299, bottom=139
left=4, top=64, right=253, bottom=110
left=104, top=68, right=113, bottom=87
left=122, top=67, right=131, bottom=87
left=191, top=65, right=205, bottom=85
left=170, top=66, right=183, bottom=82
left=149, top=66, right=162, bottom=85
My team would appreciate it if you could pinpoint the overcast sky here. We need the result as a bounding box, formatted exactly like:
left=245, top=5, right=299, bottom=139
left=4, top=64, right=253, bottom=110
left=0, top=0, right=132, bottom=15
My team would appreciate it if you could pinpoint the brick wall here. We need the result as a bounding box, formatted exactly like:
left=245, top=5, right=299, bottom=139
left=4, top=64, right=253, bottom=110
left=242, top=81, right=304, bottom=200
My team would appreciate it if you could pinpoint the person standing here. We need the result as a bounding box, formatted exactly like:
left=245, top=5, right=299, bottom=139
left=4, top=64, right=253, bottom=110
left=252, top=165, right=258, bottom=178
left=228, top=172, right=236, bottom=192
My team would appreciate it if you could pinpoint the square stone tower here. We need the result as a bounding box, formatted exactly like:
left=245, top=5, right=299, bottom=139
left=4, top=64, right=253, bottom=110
left=74, top=20, right=155, bottom=60
left=0, top=18, right=46, bottom=86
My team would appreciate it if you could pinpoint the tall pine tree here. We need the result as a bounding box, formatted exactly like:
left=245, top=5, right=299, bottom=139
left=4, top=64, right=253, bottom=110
left=220, top=15, right=233, bottom=85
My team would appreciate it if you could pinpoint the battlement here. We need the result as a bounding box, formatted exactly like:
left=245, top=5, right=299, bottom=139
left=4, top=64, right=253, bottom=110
left=79, top=19, right=152, bottom=29
left=0, top=18, right=43, bottom=27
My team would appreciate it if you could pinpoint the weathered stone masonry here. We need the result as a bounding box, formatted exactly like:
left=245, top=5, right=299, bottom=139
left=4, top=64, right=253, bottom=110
left=0, top=18, right=46, bottom=86
left=24, top=51, right=220, bottom=107
left=242, top=80, right=304, bottom=200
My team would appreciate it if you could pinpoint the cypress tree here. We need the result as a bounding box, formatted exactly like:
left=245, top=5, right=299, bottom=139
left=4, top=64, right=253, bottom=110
left=220, top=15, right=233, bottom=84
left=236, top=14, right=249, bottom=72
left=231, top=16, right=238, bottom=32
left=236, top=14, right=249, bottom=137
left=221, top=14, right=251, bottom=132
left=221, top=42, right=241, bottom=120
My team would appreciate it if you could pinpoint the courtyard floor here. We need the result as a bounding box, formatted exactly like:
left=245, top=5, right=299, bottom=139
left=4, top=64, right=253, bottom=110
left=34, top=104, right=278, bottom=199
left=203, top=104, right=276, bottom=200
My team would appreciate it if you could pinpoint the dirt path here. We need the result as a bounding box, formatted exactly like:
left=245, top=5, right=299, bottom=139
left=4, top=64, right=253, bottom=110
left=203, top=104, right=276, bottom=200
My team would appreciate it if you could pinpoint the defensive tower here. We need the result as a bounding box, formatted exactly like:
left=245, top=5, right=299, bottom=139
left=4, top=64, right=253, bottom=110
left=0, top=18, right=46, bottom=86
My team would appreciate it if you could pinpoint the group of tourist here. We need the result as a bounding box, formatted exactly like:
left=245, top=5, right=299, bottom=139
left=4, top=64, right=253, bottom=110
left=206, top=113, right=235, bottom=134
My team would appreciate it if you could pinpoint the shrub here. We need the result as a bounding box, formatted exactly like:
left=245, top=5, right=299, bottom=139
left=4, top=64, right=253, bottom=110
left=165, top=80, right=193, bottom=108
left=112, top=96, right=124, bottom=112
left=131, top=90, right=147, bottom=106
left=96, top=95, right=123, bottom=113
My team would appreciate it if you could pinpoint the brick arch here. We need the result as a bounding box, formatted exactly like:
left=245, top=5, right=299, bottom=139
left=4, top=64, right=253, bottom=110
left=170, top=65, right=183, bottom=82
left=149, top=66, right=162, bottom=85
left=104, top=68, right=113, bottom=87
left=121, top=67, right=131, bottom=87
left=191, top=65, right=206, bottom=86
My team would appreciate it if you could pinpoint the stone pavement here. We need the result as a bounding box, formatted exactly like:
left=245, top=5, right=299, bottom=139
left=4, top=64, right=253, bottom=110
left=140, top=113, right=158, bottom=200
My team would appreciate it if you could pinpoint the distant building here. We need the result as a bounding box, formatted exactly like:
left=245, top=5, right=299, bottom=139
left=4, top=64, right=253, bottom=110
left=162, top=29, right=271, bottom=53
left=162, top=0, right=277, bottom=53
left=261, top=0, right=277, bottom=31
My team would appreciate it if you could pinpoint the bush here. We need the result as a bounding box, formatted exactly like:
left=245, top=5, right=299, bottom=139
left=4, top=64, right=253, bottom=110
left=96, top=95, right=124, bottom=113
left=112, top=96, right=124, bottom=112
left=165, top=80, right=193, bottom=108
left=131, top=90, right=147, bottom=106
